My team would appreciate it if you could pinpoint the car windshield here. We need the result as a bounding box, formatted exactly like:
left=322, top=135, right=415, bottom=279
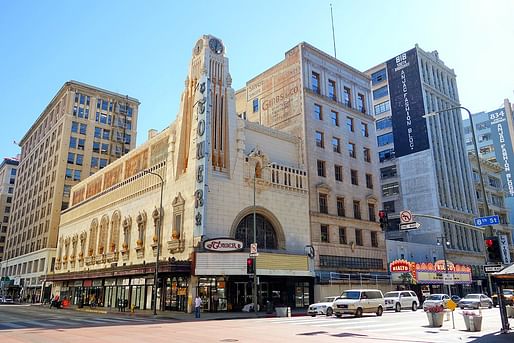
left=464, top=294, right=480, bottom=299
left=340, top=291, right=361, bottom=300
left=384, top=292, right=399, bottom=298
left=324, top=297, right=337, bottom=302
left=426, top=295, right=442, bottom=300
left=504, top=290, right=513, bottom=295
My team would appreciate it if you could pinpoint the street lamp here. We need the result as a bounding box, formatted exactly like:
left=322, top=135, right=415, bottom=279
left=144, top=169, right=164, bottom=316
left=436, top=236, right=452, bottom=296
left=423, top=106, right=491, bottom=236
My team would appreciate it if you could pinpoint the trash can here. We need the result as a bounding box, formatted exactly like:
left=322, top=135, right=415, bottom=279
left=287, top=307, right=291, bottom=317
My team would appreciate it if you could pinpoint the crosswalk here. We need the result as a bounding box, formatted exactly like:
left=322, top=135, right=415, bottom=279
left=258, top=311, right=498, bottom=343
left=0, top=316, right=151, bottom=330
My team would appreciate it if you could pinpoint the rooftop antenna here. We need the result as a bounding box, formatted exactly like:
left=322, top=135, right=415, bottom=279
left=330, top=3, right=337, bottom=59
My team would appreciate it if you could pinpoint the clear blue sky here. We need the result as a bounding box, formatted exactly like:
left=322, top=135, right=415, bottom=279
left=1, top=0, right=513, bottom=159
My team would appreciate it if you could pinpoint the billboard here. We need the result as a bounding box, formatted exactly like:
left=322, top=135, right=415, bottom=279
left=386, top=48, right=429, bottom=158
left=488, top=107, right=514, bottom=197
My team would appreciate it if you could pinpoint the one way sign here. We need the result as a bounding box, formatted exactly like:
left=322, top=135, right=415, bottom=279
left=399, top=222, right=421, bottom=230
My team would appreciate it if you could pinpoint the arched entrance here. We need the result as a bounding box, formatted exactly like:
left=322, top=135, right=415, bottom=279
left=235, top=213, right=278, bottom=250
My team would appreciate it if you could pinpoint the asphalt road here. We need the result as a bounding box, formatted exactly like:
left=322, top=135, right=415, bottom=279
left=0, top=304, right=512, bottom=343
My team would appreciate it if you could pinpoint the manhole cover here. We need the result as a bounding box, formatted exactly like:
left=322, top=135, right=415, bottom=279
left=220, top=340, right=239, bottom=342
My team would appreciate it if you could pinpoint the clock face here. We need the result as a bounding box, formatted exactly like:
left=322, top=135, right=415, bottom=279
left=194, top=39, right=203, bottom=55
left=209, top=38, right=223, bottom=54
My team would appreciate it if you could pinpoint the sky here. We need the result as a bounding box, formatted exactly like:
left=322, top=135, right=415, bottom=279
left=1, top=0, right=513, bottom=159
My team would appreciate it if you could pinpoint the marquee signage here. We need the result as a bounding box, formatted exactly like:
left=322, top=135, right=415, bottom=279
left=386, top=48, right=429, bottom=158
left=488, top=107, right=514, bottom=197
left=203, top=238, right=244, bottom=252
left=389, top=259, right=472, bottom=285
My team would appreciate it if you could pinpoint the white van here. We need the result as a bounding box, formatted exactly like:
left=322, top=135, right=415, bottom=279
left=333, top=289, right=385, bottom=317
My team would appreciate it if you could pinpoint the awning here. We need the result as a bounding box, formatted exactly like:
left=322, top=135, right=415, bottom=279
left=492, top=263, right=514, bottom=280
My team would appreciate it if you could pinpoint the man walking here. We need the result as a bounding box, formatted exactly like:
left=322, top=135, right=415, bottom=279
left=194, top=295, right=202, bottom=319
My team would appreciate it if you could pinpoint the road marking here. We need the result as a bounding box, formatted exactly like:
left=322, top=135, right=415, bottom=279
left=24, top=320, right=56, bottom=327
left=0, top=322, right=27, bottom=329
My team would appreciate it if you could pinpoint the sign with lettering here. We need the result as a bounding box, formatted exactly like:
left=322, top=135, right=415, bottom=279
left=386, top=48, right=429, bottom=157
left=488, top=107, right=514, bottom=197
left=203, top=238, right=244, bottom=252
left=389, top=259, right=472, bottom=285
left=499, top=234, right=511, bottom=264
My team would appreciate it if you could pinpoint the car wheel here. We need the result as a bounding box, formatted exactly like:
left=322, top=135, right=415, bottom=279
left=335, top=313, right=342, bottom=318
left=326, top=307, right=333, bottom=316
left=460, top=306, right=464, bottom=309
left=412, top=302, right=418, bottom=311
left=355, top=308, right=363, bottom=318
left=376, top=306, right=383, bottom=316
left=488, top=302, right=492, bottom=309
left=311, top=314, right=316, bottom=317
left=395, top=303, right=401, bottom=312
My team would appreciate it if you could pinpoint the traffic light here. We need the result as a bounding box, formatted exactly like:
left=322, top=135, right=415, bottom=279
left=484, top=236, right=503, bottom=263
left=247, top=257, right=256, bottom=274
left=378, top=210, right=389, bottom=230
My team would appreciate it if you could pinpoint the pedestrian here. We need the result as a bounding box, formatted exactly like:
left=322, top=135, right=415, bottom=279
left=194, top=295, right=202, bottom=318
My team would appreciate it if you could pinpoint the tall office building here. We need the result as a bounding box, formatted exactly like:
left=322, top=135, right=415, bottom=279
left=463, top=99, right=514, bottom=249
left=237, top=42, right=387, bottom=295
left=367, top=45, right=485, bottom=292
left=0, top=157, right=19, bottom=262
left=0, top=81, right=139, bottom=300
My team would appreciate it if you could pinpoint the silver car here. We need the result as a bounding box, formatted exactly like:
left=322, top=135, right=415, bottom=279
left=458, top=294, right=493, bottom=309
left=384, top=290, right=420, bottom=312
left=423, top=294, right=449, bottom=311
left=308, top=296, right=339, bottom=316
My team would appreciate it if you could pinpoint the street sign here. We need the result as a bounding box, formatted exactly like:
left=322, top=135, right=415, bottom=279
left=250, top=243, right=258, bottom=254
left=447, top=299, right=457, bottom=311
left=443, top=273, right=455, bottom=285
left=484, top=264, right=504, bottom=273
left=474, top=215, right=500, bottom=227
left=399, top=222, right=421, bottom=230
left=400, top=210, right=412, bottom=224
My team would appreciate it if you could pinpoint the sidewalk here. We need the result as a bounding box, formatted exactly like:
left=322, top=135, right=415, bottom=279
left=37, top=303, right=307, bottom=322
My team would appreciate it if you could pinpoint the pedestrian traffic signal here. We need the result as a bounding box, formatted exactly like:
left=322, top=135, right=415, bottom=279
left=378, top=210, right=389, bottom=230
left=484, top=236, right=503, bottom=263
left=247, top=257, right=256, bottom=274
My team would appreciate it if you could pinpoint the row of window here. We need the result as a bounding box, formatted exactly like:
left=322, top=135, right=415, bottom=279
left=65, top=168, right=81, bottom=181
left=315, top=132, right=372, bottom=161
left=311, top=71, right=367, bottom=113
left=314, top=104, right=370, bottom=136
left=317, top=160, right=374, bottom=188
left=319, top=255, right=384, bottom=270
left=320, top=225, right=378, bottom=247
left=318, top=195, right=376, bottom=222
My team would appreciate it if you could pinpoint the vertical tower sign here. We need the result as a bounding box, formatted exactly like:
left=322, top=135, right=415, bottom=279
left=386, top=48, right=429, bottom=157
left=488, top=107, right=514, bottom=197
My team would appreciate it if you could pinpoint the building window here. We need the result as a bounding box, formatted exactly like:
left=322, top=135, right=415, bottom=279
left=361, top=122, right=369, bottom=137
left=371, top=68, right=387, bottom=85
left=71, top=122, right=78, bottom=133
left=312, top=71, right=320, bottom=94
left=334, top=165, right=343, bottom=182
left=67, top=152, right=75, bottom=164
left=317, top=160, right=326, bottom=177
left=378, top=148, right=395, bottom=162
left=253, top=98, right=259, bottom=112
left=374, top=101, right=390, bottom=115
left=371, top=231, right=378, bottom=247
left=332, top=137, right=341, bottom=153
left=348, top=142, right=356, bottom=158
left=319, top=255, right=383, bottom=269
left=346, top=116, right=354, bottom=132
left=363, top=147, right=371, bottom=162
left=73, top=170, right=81, bottom=181
left=376, top=117, right=392, bottom=130
left=76, top=154, right=83, bottom=166
left=319, top=193, right=328, bottom=214
left=315, top=131, right=324, bottom=148
left=314, top=104, right=322, bottom=120
left=337, top=197, right=345, bottom=217
left=79, top=123, right=87, bottom=135
left=380, top=165, right=397, bottom=179
left=357, top=93, right=366, bottom=113
left=355, top=228, right=363, bottom=245
left=65, top=168, right=72, bottom=180
left=339, top=227, right=347, bottom=244
left=91, top=157, right=98, bottom=168
left=368, top=203, right=376, bottom=222
left=102, top=129, right=110, bottom=140
left=351, top=169, right=358, bottom=185
left=382, top=182, right=400, bottom=197
left=366, top=174, right=373, bottom=189
left=77, top=138, right=85, bottom=150
left=99, top=158, right=108, bottom=169
left=320, top=224, right=329, bottom=243
left=328, top=79, right=336, bottom=100
left=373, top=86, right=389, bottom=100
left=235, top=214, right=278, bottom=249
left=377, top=132, right=394, bottom=146
left=343, top=87, right=351, bottom=107
left=69, top=136, right=77, bottom=148
left=353, top=201, right=361, bottom=219
left=331, top=110, right=339, bottom=126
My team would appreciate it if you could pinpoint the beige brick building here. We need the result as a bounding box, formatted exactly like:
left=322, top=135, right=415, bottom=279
left=49, top=35, right=313, bottom=313
left=0, top=157, right=18, bottom=262
left=236, top=43, right=387, bottom=297
left=0, top=81, right=139, bottom=301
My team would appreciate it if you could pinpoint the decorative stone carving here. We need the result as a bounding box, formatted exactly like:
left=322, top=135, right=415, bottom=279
left=135, top=211, right=147, bottom=258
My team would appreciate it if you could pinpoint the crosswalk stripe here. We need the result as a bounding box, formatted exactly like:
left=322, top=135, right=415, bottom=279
left=0, top=322, right=26, bottom=329
left=24, top=320, right=56, bottom=327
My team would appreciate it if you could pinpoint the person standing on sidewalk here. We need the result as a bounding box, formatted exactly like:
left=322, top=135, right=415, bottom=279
left=194, top=296, right=202, bottom=318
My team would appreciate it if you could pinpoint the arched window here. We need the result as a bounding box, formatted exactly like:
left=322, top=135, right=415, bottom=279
left=235, top=214, right=277, bottom=250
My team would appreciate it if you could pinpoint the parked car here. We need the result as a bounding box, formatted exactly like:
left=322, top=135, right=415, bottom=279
left=450, top=295, right=461, bottom=303
left=423, top=294, right=449, bottom=311
left=492, top=289, right=514, bottom=307
left=332, top=289, right=384, bottom=318
left=383, top=290, right=420, bottom=312
left=307, top=296, right=339, bottom=316
left=458, top=294, right=493, bottom=309
left=0, top=296, right=14, bottom=304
